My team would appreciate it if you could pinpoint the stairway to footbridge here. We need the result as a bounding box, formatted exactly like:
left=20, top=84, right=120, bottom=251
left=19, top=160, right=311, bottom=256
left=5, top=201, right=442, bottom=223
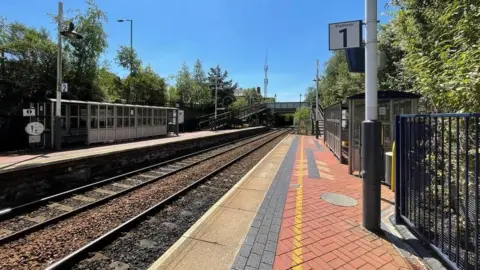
left=196, top=101, right=325, bottom=133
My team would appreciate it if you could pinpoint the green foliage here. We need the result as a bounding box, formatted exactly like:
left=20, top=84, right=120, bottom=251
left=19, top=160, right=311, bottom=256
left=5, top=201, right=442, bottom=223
left=175, top=62, right=193, bottom=106
left=294, top=107, right=311, bottom=134
left=229, top=97, right=248, bottom=110
left=166, top=85, right=178, bottom=107
left=317, top=51, right=364, bottom=107
left=383, top=0, right=480, bottom=113
left=127, top=65, right=166, bottom=106
left=228, top=87, right=263, bottom=110
left=207, top=65, right=238, bottom=108
left=304, top=86, right=317, bottom=105
left=61, top=0, right=108, bottom=101
left=96, top=68, right=122, bottom=101
left=191, top=59, right=210, bottom=109
left=293, top=107, right=310, bottom=124
left=171, top=59, right=211, bottom=109
left=115, top=45, right=141, bottom=73
left=243, top=87, right=263, bottom=103
left=0, top=21, right=56, bottom=111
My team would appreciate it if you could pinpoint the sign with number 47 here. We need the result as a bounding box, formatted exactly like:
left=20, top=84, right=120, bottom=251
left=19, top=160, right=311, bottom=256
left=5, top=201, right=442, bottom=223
left=329, top=20, right=363, bottom=50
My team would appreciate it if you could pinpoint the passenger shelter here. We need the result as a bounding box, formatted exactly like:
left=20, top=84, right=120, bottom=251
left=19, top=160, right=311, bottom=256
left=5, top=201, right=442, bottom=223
left=324, top=91, right=421, bottom=176
left=34, top=99, right=179, bottom=148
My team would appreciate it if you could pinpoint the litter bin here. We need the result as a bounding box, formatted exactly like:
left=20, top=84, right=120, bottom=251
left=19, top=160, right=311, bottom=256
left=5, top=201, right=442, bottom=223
left=384, top=151, right=393, bottom=186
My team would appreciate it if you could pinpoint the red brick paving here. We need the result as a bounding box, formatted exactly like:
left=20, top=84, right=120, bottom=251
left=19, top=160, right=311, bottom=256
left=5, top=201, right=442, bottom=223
left=273, top=136, right=417, bottom=270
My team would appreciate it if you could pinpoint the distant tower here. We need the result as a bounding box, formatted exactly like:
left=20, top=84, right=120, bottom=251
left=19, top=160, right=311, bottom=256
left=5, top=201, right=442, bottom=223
left=264, top=49, right=268, bottom=99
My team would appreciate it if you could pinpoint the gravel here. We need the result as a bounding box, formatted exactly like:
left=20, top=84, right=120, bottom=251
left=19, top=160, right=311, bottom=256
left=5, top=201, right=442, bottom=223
left=58, top=198, right=89, bottom=209
left=83, top=191, right=108, bottom=200
left=115, top=178, right=144, bottom=186
left=0, top=130, right=285, bottom=270
left=24, top=206, right=67, bottom=221
left=0, top=218, right=37, bottom=233
left=72, top=132, right=287, bottom=270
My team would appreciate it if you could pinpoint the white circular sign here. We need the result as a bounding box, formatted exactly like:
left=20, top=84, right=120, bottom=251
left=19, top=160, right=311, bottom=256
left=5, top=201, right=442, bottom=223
left=25, top=122, right=45, bottom=136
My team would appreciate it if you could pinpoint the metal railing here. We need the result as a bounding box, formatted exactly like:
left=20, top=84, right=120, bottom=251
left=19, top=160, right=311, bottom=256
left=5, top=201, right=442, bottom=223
left=208, top=103, right=266, bottom=130
left=395, top=114, right=480, bottom=270
left=324, top=103, right=343, bottom=161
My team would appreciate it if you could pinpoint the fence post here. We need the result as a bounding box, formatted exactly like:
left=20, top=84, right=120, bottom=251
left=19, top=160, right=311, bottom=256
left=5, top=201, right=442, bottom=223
left=394, top=115, right=402, bottom=224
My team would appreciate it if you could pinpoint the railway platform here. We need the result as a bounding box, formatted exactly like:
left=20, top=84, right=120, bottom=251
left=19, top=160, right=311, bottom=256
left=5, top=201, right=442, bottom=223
left=0, top=127, right=264, bottom=173
left=148, top=135, right=426, bottom=270
left=0, top=127, right=267, bottom=210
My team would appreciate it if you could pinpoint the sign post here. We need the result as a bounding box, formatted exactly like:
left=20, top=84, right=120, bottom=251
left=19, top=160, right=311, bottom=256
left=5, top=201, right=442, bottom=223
left=328, top=10, right=381, bottom=232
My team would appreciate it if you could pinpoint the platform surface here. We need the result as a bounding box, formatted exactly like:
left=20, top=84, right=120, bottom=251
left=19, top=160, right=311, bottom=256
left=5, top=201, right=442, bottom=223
left=0, top=127, right=263, bottom=173
left=149, top=135, right=425, bottom=270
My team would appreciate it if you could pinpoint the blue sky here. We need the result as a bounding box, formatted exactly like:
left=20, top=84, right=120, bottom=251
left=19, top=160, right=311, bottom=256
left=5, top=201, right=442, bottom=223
left=3, top=0, right=392, bottom=101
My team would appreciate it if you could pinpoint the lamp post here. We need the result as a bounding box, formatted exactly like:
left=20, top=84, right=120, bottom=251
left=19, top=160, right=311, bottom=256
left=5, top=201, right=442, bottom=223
left=55, top=2, right=83, bottom=151
left=314, top=59, right=320, bottom=139
left=117, top=19, right=133, bottom=102
left=273, top=94, right=276, bottom=127
left=215, top=76, right=218, bottom=121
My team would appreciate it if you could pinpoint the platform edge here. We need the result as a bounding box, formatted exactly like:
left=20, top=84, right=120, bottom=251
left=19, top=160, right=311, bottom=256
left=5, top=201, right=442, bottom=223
left=147, top=133, right=292, bottom=270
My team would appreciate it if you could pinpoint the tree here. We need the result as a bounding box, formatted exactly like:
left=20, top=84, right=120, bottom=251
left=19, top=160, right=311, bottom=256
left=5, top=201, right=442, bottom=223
left=304, top=86, right=317, bottom=105
left=228, top=87, right=262, bottom=110
left=60, top=0, right=109, bottom=101
left=317, top=51, right=364, bottom=107
left=207, top=65, right=238, bottom=108
left=191, top=59, right=210, bottom=109
left=294, top=107, right=310, bottom=125
left=384, top=0, right=480, bottom=113
left=96, top=67, right=122, bottom=101
left=129, top=65, right=166, bottom=106
left=115, top=45, right=142, bottom=102
left=166, top=85, right=178, bottom=107
left=115, top=45, right=141, bottom=74
left=175, top=62, right=193, bottom=107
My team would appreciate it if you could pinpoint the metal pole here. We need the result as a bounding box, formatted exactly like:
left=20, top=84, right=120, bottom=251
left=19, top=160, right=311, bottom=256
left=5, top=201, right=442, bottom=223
left=214, top=76, right=218, bottom=120
left=362, top=0, right=381, bottom=232
left=55, top=1, right=63, bottom=151
left=273, top=94, right=276, bottom=127
left=316, top=59, right=319, bottom=139
left=130, top=20, right=135, bottom=103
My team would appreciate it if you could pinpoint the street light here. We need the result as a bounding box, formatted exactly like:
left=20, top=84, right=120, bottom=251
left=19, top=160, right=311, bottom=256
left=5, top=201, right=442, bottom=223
left=314, top=59, right=320, bottom=139
left=55, top=1, right=83, bottom=151
left=117, top=19, right=133, bottom=103
left=273, top=94, right=276, bottom=127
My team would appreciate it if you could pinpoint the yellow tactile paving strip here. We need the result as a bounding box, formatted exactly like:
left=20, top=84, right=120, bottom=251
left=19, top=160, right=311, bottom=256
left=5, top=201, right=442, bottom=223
left=147, top=135, right=294, bottom=270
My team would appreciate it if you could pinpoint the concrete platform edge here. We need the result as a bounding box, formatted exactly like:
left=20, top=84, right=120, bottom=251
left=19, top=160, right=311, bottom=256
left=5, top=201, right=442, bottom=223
left=147, top=134, right=291, bottom=270
left=0, top=127, right=266, bottom=174
left=382, top=211, right=447, bottom=270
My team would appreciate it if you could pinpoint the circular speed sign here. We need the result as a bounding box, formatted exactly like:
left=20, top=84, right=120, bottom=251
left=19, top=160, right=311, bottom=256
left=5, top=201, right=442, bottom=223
left=25, top=122, right=45, bottom=136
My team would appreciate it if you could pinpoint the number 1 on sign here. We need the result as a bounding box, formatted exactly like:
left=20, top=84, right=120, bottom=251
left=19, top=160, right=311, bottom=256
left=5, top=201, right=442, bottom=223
left=339, top=28, right=347, bottom=47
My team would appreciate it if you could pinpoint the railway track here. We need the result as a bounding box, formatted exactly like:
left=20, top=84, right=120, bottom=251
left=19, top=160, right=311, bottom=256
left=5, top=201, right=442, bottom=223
left=0, top=130, right=274, bottom=245
left=0, top=129, right=290, bottom=270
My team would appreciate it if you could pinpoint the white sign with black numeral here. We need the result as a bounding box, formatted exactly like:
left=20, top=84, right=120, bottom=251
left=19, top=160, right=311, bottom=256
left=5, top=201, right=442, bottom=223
left=23, top=109, right=36, bottom=117
left=328, top=20, right=362, bottom=50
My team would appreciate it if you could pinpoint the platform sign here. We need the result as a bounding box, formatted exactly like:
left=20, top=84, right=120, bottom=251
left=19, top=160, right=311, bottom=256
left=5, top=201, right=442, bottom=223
left=29, top=135, right=41, bottom=143
left=23, top=109, right=35, bottom=117
left=329, top=20, right=362, bottom=50
left=25, top=122, right=45, bottom=136
left=61, top=83, right=68, bottom=93
left=178, top=110, right=184, bottom=124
